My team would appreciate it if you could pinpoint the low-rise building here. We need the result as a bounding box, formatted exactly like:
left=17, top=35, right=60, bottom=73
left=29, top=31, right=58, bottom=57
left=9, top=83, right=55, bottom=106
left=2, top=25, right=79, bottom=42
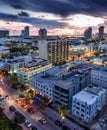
left=5, top=54, right=33, bottom=73
left=0, top=46, right=10, bottom=55
left=6, top=59, right=25, bottom=73
left=54, top=69, right=90, bottom=108
left=30, top=61, right=92, bottom=108
left=17, top=60, right=52, bottom=85
left=72, top=85, right=106, bottom=123
left=91, top=66, right=107, bottom=88
left=54, top=78, right=74, bottom=108
left=30, top=66, right=67, bottom=101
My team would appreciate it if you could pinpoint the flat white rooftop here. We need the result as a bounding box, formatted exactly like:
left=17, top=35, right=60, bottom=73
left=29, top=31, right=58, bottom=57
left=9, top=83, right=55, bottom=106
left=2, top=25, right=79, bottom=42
left=73, top=90, right=98, bottom=105
left=73, top=87, right=106, bottom=105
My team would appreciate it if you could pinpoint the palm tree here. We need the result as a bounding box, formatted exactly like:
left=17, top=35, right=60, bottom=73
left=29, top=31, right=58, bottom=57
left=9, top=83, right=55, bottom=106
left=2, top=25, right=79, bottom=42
left=59, top=104, right=66, bottom=122
left=13, top=116, right=18, bottom=126
left=9, top=74, right=18, bottom=85
left=40, top=96, right=48, bottom=107
left=0, top=70, right=5, bottom=77
left=19, top=84, right=26, bottom=93
left=27, top=89, right=35, bottom=98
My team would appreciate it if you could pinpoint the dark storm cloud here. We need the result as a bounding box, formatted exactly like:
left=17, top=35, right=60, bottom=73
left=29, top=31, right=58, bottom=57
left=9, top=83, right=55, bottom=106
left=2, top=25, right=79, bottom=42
left=0, top=13, right=18, bottom=20
left=1, top=0, right=107, bottom=17
left=12, top=4, right=25, bottom=10
left=0, top=12, right=67, bottom=28
left=19, top=17, right=67, bottom=28
left=18, top=11, right=29, bottom=17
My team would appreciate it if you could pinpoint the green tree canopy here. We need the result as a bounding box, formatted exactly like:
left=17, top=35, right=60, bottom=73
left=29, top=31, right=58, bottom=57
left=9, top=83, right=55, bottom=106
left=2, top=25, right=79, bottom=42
left=27, top=89, right=35, bottom=98
left=9, top=73, right=18, bottom=84
left=59, top=104, right=66, bottom=118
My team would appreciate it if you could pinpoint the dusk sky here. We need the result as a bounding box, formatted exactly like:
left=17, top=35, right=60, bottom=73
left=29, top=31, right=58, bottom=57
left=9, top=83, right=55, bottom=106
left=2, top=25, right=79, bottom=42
left=0, top=0, right=107, bottom=36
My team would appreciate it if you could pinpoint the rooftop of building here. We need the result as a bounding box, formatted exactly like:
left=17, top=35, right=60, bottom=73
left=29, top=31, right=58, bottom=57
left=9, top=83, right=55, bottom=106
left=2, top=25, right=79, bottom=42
left=73, top=90, right=98, bottom=105
left=65, top=60, right=93, bottom=73
left=92, top=66, right=107, bottom=72
left=73, top=85, right=106, bottom=105
left=54, top=78, right=74, bottom=89
left=6, top=55, right=28, bottom=63
left=38, top=39, right=68, bottom=43
left=30, top=66, right=66, bottom=86
left=30, top=61, right=92, bottom=87
left=18, top=59, right=51, bottom=73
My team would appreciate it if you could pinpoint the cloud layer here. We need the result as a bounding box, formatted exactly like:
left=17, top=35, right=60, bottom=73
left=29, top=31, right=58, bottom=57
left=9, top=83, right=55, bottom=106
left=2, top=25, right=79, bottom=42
left=1, top=0, right=107, bottom=17
left=0, top=0, right=107, bottom=35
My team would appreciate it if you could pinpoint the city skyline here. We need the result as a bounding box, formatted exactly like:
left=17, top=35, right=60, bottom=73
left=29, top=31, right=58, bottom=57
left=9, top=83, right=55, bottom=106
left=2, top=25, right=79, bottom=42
left=0, top=0, right=106, bottom=36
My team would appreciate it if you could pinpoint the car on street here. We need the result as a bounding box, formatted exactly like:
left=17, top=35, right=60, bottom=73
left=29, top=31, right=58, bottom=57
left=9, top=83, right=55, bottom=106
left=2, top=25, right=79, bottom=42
left=25, top=120, right=32, bottom=128
left=21, top=104, right=29, bottom=109
left=62, top=125, right=71, bottom=130
left=14, top=111, right=21, bottom=116
left=15, top=99, right=22, bottom=104
left=5, top=95, right=9, bottom=99
left=31, top=126, right=38, bottom=130
left=9, top=105, right=16, bottom=112
left=27, top=107, right=35, bottom=114
left=40, top=106, right=46, bottom=111
left=25, top=99, right=32, bottom=105
left=15, top=111, right=26, bottom=122
left=39, top=118, right=47, bottom=125
left=19, top=114, right=26, bottom=122
left=55, top=120, right=62, bottom=127
left=0, top=95, right=4, bottom=100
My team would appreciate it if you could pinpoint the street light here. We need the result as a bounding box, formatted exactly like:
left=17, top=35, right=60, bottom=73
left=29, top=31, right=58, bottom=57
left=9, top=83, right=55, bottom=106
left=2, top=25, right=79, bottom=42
left=0, top=87, right=2, bottom=94
left=1, top=79, right=3, bottom=82
left=62, top=116, right=64, bottom=124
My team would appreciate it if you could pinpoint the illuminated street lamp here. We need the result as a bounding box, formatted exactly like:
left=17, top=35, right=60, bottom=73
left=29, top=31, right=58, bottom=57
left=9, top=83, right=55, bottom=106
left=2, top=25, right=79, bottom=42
left=0, top=87, right=2, bottom=94
left=62, top=116, right=65, bottom=124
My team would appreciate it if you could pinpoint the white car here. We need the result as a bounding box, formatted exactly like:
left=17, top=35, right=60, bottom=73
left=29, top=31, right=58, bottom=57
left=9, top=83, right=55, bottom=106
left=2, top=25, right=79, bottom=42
left=0, top=95, right=4, bottom=101
left=39, top=118, right=47, bottom=125
left=25, top=120, right=32, bottom=128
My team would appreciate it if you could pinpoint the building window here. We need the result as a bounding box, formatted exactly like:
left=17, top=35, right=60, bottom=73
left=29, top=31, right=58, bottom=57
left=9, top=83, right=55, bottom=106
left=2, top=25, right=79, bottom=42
left=77, top=102, right=80, bottom=105
left=81, top=104, right=85, bottom=107
left=81, top=114, right=84, bottom=117
left=77, top=107, right=80, bottom=110
left=81, top=109, right=84, bottom=112
left=76, top=111, right=79, bottom=114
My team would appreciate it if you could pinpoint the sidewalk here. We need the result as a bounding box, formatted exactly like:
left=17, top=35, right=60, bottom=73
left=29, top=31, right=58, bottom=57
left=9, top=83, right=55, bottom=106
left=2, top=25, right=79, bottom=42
left=3, top=109, right=13, bottom=120
left=20, top=124, right=29, bottom=130
left=46, top=107, right=84, bottom=130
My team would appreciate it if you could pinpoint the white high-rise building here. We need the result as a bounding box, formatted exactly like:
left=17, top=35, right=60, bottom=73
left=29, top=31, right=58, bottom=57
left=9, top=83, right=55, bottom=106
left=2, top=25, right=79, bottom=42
left=21, top=26, right=29, bottom=38
left=98, top=26, right=104, bottom=39
left=39, top=40, right=69, bottom=64
left=84, top=27, right=92, bottom=39
left=24, top=26, right=29, bottom=38
left=38, top=28, right=47, bottom=40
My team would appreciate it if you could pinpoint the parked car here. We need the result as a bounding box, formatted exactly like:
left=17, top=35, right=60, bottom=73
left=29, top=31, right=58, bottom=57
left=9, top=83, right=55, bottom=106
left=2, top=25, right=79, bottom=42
left=55, top=120, right=62, bottom=127
left=9, top=105, right=16, bottom=112
left=5, top=95, right=9, bottom=99
left=15, top=99, right=22, bottom=104
left=21, top=104, right=29, bottom=109
left=62, top=125, right=71, bottom=130
left=31, top=126, right=38, bottom=130
left=25, top=120, right=32, bottom=128
left=0, top=95, right=4, bottom=100
left=19, top=114, right=26, bottom=122
left=39, top=118, right=47, bottom=125
left=14, top=111, right=21, bottom=116
left=27, top=107, right=35, bottom=114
